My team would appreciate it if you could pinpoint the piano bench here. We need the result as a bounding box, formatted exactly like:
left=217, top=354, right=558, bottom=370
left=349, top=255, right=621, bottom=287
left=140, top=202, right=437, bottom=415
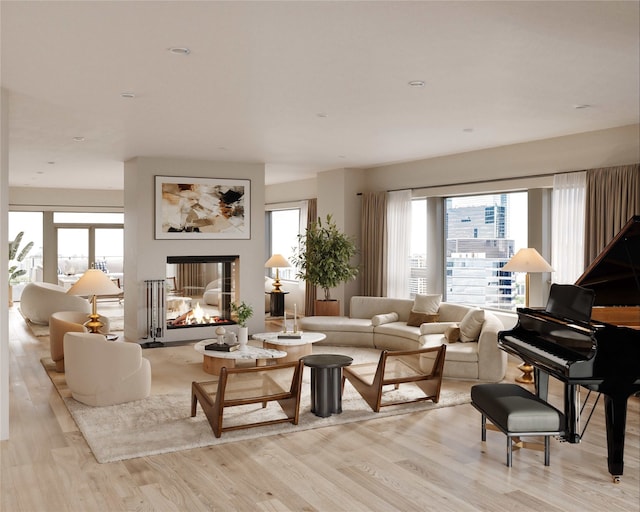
left=471, top=383, right=565, bottom=467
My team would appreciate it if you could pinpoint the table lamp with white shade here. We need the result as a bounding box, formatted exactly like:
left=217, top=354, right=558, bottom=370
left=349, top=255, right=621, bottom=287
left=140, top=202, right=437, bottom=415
left=502, top=248, right=554, bottom=383
left=67, top=268, right=122, bottom=333
left=265, top=254, right=291, bottom=292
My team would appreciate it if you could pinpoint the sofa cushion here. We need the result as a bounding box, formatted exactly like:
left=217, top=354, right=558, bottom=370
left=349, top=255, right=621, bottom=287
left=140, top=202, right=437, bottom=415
left=371, top=312, right=399, bottom=326
left=459, top=308, right=485, bottom=342
left=407, top=311, right=439, bottom=327
left=374, top=322, right=422, bottom=341
left=299, top=316, right=374, bottom=333
left=421, top=334, right=479, bottom=363
left=412, top=293, right=441, bottom=314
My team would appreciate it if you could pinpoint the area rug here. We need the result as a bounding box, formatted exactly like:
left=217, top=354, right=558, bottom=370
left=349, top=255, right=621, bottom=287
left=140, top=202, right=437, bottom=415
left=44, top=345, right=472, bottom=463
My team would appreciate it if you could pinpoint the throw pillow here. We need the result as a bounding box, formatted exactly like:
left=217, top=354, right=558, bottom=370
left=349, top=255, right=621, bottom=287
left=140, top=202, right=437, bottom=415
left=412, top=293, right=441, bottom=314
left=407, top=311, right=440, bottom=327
left=444, top=325, right=461, bottom=343
left=419, top=321, right=457, bottom=335
left=371, top=312, right=399, bottom=327
left=459, top=309, right=485, bottom=342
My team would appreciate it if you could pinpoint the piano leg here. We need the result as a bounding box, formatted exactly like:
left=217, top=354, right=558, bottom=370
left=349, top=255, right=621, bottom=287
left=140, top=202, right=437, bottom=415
left=564, top=384, right=581, bottom=443
left=604, top=394, right=627, bottom=482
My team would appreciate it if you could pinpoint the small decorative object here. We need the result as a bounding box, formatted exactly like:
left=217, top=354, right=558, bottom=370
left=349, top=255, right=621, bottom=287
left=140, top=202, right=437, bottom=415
left=230, top=300, right=254, bottom=349
left=279, top=303, right=303, bottom=338
left=215, top=326, right=226, bottom=345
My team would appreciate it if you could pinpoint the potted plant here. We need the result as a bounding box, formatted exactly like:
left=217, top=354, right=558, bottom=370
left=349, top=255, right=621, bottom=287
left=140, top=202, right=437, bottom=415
left=230, top=300, right=254, bottom=347
left=8, top=231, right=33, bottom=307
left=292, top=214, right=358, bottom=316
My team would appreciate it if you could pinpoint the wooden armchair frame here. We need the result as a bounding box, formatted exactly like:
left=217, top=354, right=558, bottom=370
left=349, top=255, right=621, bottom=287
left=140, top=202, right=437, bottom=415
left=342, top=345, right=447, bottom=412
left=191, top=360, right=304, bottom=438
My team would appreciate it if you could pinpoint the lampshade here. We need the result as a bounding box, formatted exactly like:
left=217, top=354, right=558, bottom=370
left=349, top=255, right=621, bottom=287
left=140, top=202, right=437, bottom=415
left=264, top=254, right=291, bottom=269
left=67, top=269, right=122, bottom=333
left=67, top=268, right=122, bottom=297
left=502, top=248, right=553, bottom=273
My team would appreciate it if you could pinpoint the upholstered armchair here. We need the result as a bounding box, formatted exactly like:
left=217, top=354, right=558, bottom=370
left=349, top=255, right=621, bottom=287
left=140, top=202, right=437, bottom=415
left=20, top=282, right=90, bottom=325
left=49, top=311, right=110, bottom=372
left=63, top=332, right=151, bottom=406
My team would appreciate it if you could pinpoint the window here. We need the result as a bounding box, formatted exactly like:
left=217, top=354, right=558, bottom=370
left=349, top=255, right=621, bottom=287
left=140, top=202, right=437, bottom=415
left=267, top=208, right=300, bottom=281
left=409, top=198, right=427, bottom=297
left=445, top=192, right=527, bottom=309
left=8, top=212, right=43, bottom=300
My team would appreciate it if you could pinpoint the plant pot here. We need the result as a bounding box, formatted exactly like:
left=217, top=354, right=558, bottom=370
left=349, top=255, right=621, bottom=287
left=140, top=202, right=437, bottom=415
left=238, top=326, right=249, bottom=348
left=315, top=299, right=340, bottom=316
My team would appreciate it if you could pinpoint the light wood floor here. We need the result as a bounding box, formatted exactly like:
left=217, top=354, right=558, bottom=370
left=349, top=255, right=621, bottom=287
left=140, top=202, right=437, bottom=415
left=2, top=306, right=639, bottom=512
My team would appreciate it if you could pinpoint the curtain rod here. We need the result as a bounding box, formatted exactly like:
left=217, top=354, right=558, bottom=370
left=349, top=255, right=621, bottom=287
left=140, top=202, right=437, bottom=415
left=356, top=170, right=566, bottom=195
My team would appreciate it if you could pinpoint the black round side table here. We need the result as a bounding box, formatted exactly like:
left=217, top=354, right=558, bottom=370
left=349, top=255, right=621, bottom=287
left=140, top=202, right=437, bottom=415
left=301, top=354, right=353, bottom=418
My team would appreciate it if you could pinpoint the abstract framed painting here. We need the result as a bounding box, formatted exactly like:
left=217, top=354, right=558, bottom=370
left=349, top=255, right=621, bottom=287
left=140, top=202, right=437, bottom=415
left=155, top=175, right=251, bottom=239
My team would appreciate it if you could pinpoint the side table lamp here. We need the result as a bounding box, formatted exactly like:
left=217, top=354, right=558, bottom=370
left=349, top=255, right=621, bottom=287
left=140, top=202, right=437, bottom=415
left=265, top=253, right=291, bottom=293
left=67, top=268, right=122, bottom=333
left=502, top=248, right=554, bottom=384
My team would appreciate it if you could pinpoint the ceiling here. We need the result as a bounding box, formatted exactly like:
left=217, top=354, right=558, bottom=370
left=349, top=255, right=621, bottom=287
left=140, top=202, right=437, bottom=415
left=2, top=1, right=639, bottom=190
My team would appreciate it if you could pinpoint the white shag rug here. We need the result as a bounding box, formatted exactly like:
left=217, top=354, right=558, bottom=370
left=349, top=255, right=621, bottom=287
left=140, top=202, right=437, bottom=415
left=47, top=344, right=472, bottom=463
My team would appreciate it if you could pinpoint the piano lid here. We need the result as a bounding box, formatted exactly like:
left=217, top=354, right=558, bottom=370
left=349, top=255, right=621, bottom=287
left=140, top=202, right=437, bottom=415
left=575, top=215, right=640, bottom=306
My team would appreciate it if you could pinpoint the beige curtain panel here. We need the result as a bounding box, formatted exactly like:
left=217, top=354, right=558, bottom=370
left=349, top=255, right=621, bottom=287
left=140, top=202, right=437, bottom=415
left=584, top=164, right=639, bottom=265
left=360, top=192, right=387, bottom=297
left=304, top=198, right=317, bottom=315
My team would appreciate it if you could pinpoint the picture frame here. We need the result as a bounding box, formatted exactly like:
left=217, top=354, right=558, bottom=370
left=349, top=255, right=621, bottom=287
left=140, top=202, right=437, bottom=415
left=155, top=175, right=251, bottom=239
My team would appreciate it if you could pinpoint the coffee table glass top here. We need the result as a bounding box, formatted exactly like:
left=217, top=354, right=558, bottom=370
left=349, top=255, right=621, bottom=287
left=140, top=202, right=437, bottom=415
left=194, top=340, right=286, bottom=360
left=251, top=331, right=326, bottom=346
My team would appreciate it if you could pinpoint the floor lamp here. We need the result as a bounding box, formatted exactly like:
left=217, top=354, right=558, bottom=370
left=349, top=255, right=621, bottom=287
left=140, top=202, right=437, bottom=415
left=503, top=248, right=553, bottom=384
left=67, top=268, right=122, bottom=333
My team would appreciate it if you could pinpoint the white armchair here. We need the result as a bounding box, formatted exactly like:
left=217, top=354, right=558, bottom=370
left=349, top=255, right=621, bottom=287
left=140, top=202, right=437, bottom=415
left=64, top=332, right=151, bottom=406
left=20, top=282, right=90, bottom=325
left=49, top=311, right=110, bottom=372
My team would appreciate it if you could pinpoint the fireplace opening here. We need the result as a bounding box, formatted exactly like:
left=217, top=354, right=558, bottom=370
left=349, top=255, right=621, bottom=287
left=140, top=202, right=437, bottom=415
left=166, top=255, right=238, bottom=330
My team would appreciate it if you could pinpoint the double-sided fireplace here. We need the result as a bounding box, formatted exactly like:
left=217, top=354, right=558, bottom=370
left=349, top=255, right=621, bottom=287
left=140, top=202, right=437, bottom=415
left=165, top=255, right=239, bottom=331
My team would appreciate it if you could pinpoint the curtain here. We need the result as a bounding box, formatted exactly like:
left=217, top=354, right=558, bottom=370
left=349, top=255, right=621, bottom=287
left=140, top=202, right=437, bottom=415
left=551, top=172, right=586, bottom=283
left=303, top=198, right=317, bottom=315
left=585, top=164, right=639, bottom=264
left=360, top=192, right=387, bottom=296
left=385, top=190, right=412, bottom=298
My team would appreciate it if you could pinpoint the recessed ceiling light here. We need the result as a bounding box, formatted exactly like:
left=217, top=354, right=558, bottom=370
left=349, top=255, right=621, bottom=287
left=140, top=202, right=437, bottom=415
left=72, top=136, right=85, bottom=142
left=574, top=104, right=592, bottom=109
left=36, top=171, right=44, bottom=175
left=168, top=47, right=191, bottom=55
left=47, top=161, right=55, bottom=165
left=463, top=128, right=474, bottom=133
left=121, top=92, right=136, bottom=99
left=316, top=113, right=328, bottom=118
left=408, top=80, right=425, bottom=87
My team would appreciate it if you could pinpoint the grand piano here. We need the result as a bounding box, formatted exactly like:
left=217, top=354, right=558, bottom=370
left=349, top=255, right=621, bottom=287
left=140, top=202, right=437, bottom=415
left=498, top=215, right=640, bottom=482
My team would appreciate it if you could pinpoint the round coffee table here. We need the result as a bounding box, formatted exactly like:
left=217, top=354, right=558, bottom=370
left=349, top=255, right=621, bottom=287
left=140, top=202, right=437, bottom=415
left=194, top=340, right=286, bottom=376
left=251, top=332, right=326, bottom=363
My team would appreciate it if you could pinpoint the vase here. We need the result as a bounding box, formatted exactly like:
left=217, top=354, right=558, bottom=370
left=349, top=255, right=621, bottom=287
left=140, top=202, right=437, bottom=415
left=238, top=326, right=249, bottom=349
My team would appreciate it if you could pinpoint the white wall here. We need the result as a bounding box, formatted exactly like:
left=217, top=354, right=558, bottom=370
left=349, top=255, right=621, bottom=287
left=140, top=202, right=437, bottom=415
left=1, top=88, right=10, bottom=439
left=123, top=157, right=266, bottom=343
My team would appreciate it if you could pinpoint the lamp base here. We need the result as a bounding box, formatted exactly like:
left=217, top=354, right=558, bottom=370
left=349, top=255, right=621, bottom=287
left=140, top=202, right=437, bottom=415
left=515, top=363, right=535, bottom=384
left=85, top=313, right=103, bottom=334
left=271, top=277, right=283, bottom=292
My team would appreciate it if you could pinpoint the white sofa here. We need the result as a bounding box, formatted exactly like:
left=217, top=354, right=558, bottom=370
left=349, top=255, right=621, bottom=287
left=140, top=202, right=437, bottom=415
left=298, top=296, right=507, bottom=382
left=20, top=281, right=91, bottom=325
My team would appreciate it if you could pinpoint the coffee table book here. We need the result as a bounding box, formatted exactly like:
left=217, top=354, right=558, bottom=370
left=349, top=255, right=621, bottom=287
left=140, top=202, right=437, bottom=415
left=278, top=333, right=302, bottom=339
left=204, top=342, right=240, bottom=352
